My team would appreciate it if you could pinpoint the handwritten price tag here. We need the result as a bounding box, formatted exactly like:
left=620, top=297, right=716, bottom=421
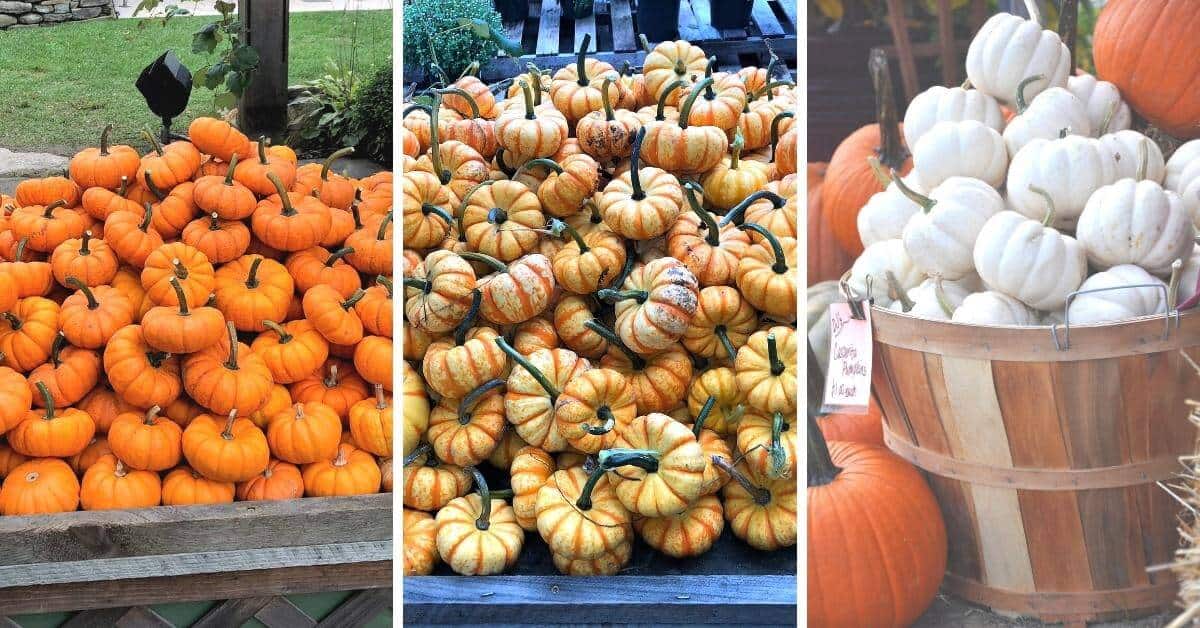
left=821, top=302, right=873, bottom=414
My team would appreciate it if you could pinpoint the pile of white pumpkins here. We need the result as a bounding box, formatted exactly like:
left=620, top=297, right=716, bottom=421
left=849, top=10, right=1200, bottom=327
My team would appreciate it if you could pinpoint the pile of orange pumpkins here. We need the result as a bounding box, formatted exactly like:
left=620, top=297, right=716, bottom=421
left=0, top=118, right=393, bottom=515
left=401, top=36, right=798, bottom=576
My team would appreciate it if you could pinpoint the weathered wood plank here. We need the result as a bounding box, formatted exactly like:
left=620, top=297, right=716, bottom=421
left=60, top=608, right=128, bottom=628
left=0, top=562, right=392, bottom=615
left=404, top=575, right=795, bottom=624
left=678, top=0, right=721, bottom=42
left=538, top=0, right=564, bottom=55
left=317, top=588, right=393, bottom=627
left=502, top=20, right=526, bottom=58
left=610, top=0, right=637, bottom=51
left=0, top=541, right=392, bottom=588
left=575, top=11, right=597, bottom=55
left=115, top=606, right=175, bottom=628
left=751, top=0, right=784, bottom=36
left=773, top=0, right=797, bottom=26
left=238, top=0, right=289, bottom=136
left=0, top=494, right=390, bottom=566
left=936, top=0, right=958, bottom=85
left=194, top=597, right=274, bottom=628
left=256, top=596, right=318, bottom=628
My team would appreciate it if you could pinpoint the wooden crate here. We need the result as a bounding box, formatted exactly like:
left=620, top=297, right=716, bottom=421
left=0, top=495, right=392, bottom=624
left=406, top=0, right=797, bottom=85
left=404, top=526, right=796, bottom=625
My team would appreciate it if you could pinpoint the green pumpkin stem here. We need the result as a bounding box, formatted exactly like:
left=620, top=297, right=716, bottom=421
left=768, top=411, right=789, bottom=478
left=769, top=111, right=794, bottom=164
left=325, top=247, right=354, bottom=267
left=403, top=442, right=434, bottom=467
left=454, top=289, right=483, bottom=346
left=466, top=466, right=495, bottom=530
left=13, top=237, right=29, bottom=262
left=630, top=127, right=646, bottom=200
left=224, top=154, right=240, bottom=185
left=693, top=395, right=717, bottom=438
left=98, top=124, right=113, bottom=156
left=886, top=270, right=913, bottom=312
left=35, top=381, right=55, bottom=421
left=716, top=326, right=738, bottom=362
left=139, top=203, right=154, bottom=231
left=265, top=172, right=296, bottom=216
left=729, top=129, right=744, bottom=170
left=766, top=332, right=785, bottom=376
left=754, top=80, right=794, bottom=100
left=1015, top=74, right=1045, bottom=114
left=596, top=288, right=648, bottom=304
left=376, top=211, right=393, bottom=240
left=600, top=75, right=617, bottom=121
left=683, top=181, right=721, bottom=247
left=519, top=79, right=537, bottom=120
left=576, top=448, right=662, bottom=510
left=712, top=455, right=772, bottom=505
left=807, top=407, right=841, bottom=487
left=513, top=158, right=564, bottom=181
left=429, top=93, right=451, bottom=185
left=720, top=191, right=785, bottom=228
left=141, top=129, right=163, bottom=156
left=437, top=87, right=481, bottom=119
left=678, top=77, right=713, bottom=130
left=341, top=289, right=366, bottom=311
left=459, top=379, right=506, bottom=426
left=169, top=276, right=191, bottom=316
left=586, top=405, right=616, bottom=436
left=376, top=275, right=393, bottom=298
left=549, top=218, right=589, bottom=252
left=403, top=277, right=431, bottom=292
left=583, top=319, right=644, bottom=370
left=78, top=230, right=93, bottom=255
left=575, top=33, right=592, bottom=87
left=494, top=336, right=560, bottom=401
left=48, top=331, right=67, bottom=367
left=66, top=277, right=99, bottom=310
left=702, top=57, right=717, bottom=99
left=459, top=251, right=508, bottom=274
left=244, top=256, right=264, bottom=289
left=262, top=320, right=292, bottom=343
left=739, top=223, right=789, bottom=275
left=2, top=312, right=20, bottom=331
left=222, top=321, right=240, bottom=370
left=455, top=180, right=496, bottom=236
left=655, top=79, right=687, bottom=122
left=320, top=147, right=355, bottom=182
left=421, top=203, right=454, bottom=226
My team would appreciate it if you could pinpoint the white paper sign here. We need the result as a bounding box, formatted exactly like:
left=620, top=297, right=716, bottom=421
left=821, top=302, right=873, bottom=414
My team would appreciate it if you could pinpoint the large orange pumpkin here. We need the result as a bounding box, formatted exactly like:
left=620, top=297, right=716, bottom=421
left=1094, top=0, right=1200, bottom=139
left=819, top=50, right=912, bottom=256
left=807, top=411, right=947, bottom=627
left=806, top=162, right=853, bottom=286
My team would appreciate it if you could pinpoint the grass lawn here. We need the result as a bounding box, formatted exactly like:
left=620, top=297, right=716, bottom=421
left=0, top=10, right=391, bottom=154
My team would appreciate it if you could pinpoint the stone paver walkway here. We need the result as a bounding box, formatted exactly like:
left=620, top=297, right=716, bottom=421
left=0, top=148, right=69, bottom=195
left=113, top=0, right=392, bottom=19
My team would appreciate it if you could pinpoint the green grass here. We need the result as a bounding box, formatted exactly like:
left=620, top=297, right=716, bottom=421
left=0, top=11, right=391, bottom=154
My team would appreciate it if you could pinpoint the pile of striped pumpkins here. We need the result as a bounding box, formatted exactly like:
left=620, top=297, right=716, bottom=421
left=401, top=37, right=798, bottom=576
left=0, top=118, right=393, bottom=515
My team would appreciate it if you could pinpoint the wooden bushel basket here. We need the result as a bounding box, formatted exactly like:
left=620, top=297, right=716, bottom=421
left=871, top=306, right=1197, bottom=624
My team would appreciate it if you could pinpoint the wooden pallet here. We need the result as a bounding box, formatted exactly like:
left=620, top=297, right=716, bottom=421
left=409, top=0, right=797, bottom=85
left=0, top=495, right=392, bottom=624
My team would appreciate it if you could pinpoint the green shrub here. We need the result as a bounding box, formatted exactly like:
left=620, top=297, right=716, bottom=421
left=403, top=0, right=502, bottom=80
left=351, top=63, right=393, bottom=166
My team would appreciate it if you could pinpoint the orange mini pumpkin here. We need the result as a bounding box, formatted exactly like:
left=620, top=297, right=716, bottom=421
left=735, top=223, right=797, bottom=321
left=80, top=454, right=161, bottom=511
left=0, top=365, right=33, bottom=435
left=182, top=408, right=270, bottom=482
left=161, top=466, right=235, bottom=505
left=10, top=200, right=89, bottom=253
left=285, top=245, right=361, bottom=298
left=267, top=401, right=343, bottom=464
left=640, top=77, right=730, bottom=175
left=236, top=459, right=304, bottom=501
left=70, top=125, right=142, bottom=191
left=9, top=381, right=96, bottom=457
left=0, top=458, right=80, bottom=515
left=293, top=147, right=357, bottom=210
left=494, top=80, right=570, bottom=163
left=463, top=252, right=556, bottom=326
left=193, top=154, right=257, bottom=220
left=108, top=404, right=183, bottom=471
left=577, top=75, right=641, bottom=163
left=183, top=322, right=274, bottom=417
left=213, top=254, right=293, bottom=332
left=15, top=176, right=81, bottom=208
left=301, top=442, right=381, bottom=496
left=251, top=319, right=330, bottom=384
left=233, top=138, right=297, bottom=196
left=353, top=334, right=392, bottom=390
left=102, top=324, right=182, bottom=409
left=140, top=276, right=227, bottom=354
left=250, top=172, right=332, bottom=252
left=302, top=284, right=366, bottom=346
left=666, top=183, right=751, bottom=287
left=598, top=128, right=684, bottom=240
left=103, top=204, right=164, bottom=268
left=188, top=117, right=253, bottom=162
left=683, top=286, right=757, bottom=362
left=1, top=296, right=60, bottom=372
left=181, top=212, right=251, bottom=264
left=349, top=383, right=392, bottom=457
left=140, top=241, right=215, bottom=308
left=26, top=332, right=101, bottom=407
left=601, top=256, right=699, bottom=354
left=290, top=360, right=370, bottom=421
left=137, top=132, right=202, bottom=191
left=426, top=378, right=506, bottom=467
left=554, top=367, right=635, bottom=454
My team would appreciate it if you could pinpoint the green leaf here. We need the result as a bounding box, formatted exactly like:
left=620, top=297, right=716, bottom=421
left=192, top=23, right=220, bottom=54
left=214, top=0, right=236, bottom=16
left=487, top=25, right=525, bottom=58
left=225, top=71, right=248, bottom=95
left=231, top=45, right=260, bottom=70
left=213, top=91, right=238, bottom=112
left=457, top=18, right=493, bottom=39
left=204, top=63, right=228, bottom=90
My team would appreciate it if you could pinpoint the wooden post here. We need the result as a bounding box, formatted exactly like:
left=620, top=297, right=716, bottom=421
left=239, top=0, right=289, bottom=139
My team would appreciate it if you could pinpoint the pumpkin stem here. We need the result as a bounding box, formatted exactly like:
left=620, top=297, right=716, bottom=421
left=583, top=319, right=645, bottom=370
left=143, top=405, right=162, bottom=425
left=266, top=172, right=296, bottom=216
left=459, top=251, right=509, bottom=275
left=576, top=448, right=662, bottom=510
left=76, top=230, right=94, bottom=255
left=575, top=33, right=592, bottom=87
left=220, top=409, right=239, bottom=440
left=224, top=154, right=239, bottom=185
left=146, top=350, right=171, bottom=368
left=712, top=455, right=772, bottom=505
left=244, top=256, right=264, bottom=288
left=403, top=442, right=436, bottom=468
left=677, top=77, right=713, bottom=130
left=518, top=80, right=537, bottom=121
left=754, top=80, right=793, bottom=101
left=98, top=124, right=113, bottom=156
left=599, top=75, right=617, bottom=122
left=325, top=247, right=354, bottom=267
left=262, top=320, right=291, bottom=343
left=702, top=56, right=717, bottom=99
left=465, top=466, right=495, bottom=530
left=438, top=87, right=481, bottom=119
left=1098, top=101, right=1118, bottom=136
left=139, top=202, right=154, bottom=231
left=351, top=191, right=364, bottom=228
left=769, top=111, right=794, bottom=164
left=375, top=211, right=393, bottom=241
left=341, top=289, right=366, bottom=311
left=66, top=277, right=99, bottom=310
left=324, top=363, right=340, bottom=389
left=630, top=127, right=646, bottom=200
left=41, top=200, right=68, bottom=218
left=315, top=147, right=354, bottom=182
left=1028, top=184, right=1057, bottom=226
left=35, top=381, right=55, bottom=421
left=548, top=218, right=589, bottom=252
left=222, top=321, right=239, bottom=370
left=766, top=411, right=790, bottom=478
left=890, top=170, right=935, bottom=213
left=655, top=79, right=687, bottom=122
left=454, top=289, right=483, bottom=346
left=455, top=180, right=496, bottom=236
left=495, top=336, right=560, bottom=401
left=728, top=128, right=745, bottom=170
left=13, top=237, right=30, bottom=262
left=48, top=331, right=68, bottom=367
left=169, top=276, right=191, bottom=316
left=486, top=206, right=509, bottom=225
left=766, top=332, right=785, bottom=376
left=376, top=275, right=393, bottom=299
left=596, top=288, right=648, bottom=304
left=116, top=175, right=129, bottom=197
left=513, top=158, right=564, bottom=181
left=715, top=326, right=738, bottom=362
left=720, top=191, right=785, bottom=228
left=866, top=156, right=892, bottom=188
left=170, top=257, right=189, bottom=280
left=584, top=197, right=603, bottom=224
left=525, top=64, right=544, bottom=106
left=459, top=379, right=505, bottom=426
left=739, top=223, right=789, bottom=275
left=933, top=277, right=955, bottom=318
left=807, top=407, right=842, bottom=488
left=693, top=395, right=717, bottom=438
left=374, top=383, right=388, bottom=410
left=256, top=137, right=270, bottom=164
left=420, top=203, right=454, bottom=228
left=884, top=271, right=912, bottom=312
left=638, top=33, right=652, bottom=54
left=403, top=277, right=431, bottom=292
left=867, top=48, right=908, bottom=171
left=1136, top=138, right=1150, bottom=181
left=141, top=129, right=163, bottom=156
left=1015, top=74, right=1045, bottom=114
left=586, top=405, right=616, bottom=436
left=2, top=312, right=21, bottom=330
left=143, top=170, right=168, bottom=201
left=1169, top=259, right=1183, bottom=311
left=206, top=212, right=222, bottom=230
left=683, top=181, right=722, bottom=247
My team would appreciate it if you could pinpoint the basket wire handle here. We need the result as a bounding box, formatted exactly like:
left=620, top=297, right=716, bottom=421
left=1050, top=281, right=1178, bottom=351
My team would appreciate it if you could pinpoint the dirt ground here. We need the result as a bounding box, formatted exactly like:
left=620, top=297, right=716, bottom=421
left=916, top=594, right=1171, bottom=627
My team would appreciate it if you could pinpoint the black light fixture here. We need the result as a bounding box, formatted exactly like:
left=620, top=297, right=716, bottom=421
left=137, top=51, right=193, bottom=144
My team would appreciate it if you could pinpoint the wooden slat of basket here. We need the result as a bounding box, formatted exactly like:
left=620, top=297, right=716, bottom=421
left=538, top=0, right=563, bottom=55
left=751, top=0, right=784, bottom=36
left=611, top=0, right=637, bottom=50
left=679, top=0, right=721, bottom=42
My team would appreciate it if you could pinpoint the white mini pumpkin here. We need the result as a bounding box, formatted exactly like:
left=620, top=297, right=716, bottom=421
left=952, top=291, right=1039, bottom=326
left=972, top=197, right=1087, bottom=311
left=913, top=120, right=1008, bottom=189
left=1066, top=264, right=1167, bottom=325
left=1099, top=130, right=1166, bottom=183
left=894, top=277, right=974, bottom=320
left=902, top=85, right=1006, bottom=149
left=1165, top=140, right=1200, bottom=226
left=1007, top=135, right=1121, bottom=229
left=847, top=239, right=924, bottom=309
left=856, top=172, right=923, bottom=248
left=1002, top=85, right=1090, bottom=158
left=964, top=12, right=1070, bottom=107
left=1177, top=245, right=1200, bottom=306
left=1075, top=179, right=1193, bottom=277
left=900, top=176, right=1005, bottom=280
left=1066, top=73, right=1131, bottom=135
